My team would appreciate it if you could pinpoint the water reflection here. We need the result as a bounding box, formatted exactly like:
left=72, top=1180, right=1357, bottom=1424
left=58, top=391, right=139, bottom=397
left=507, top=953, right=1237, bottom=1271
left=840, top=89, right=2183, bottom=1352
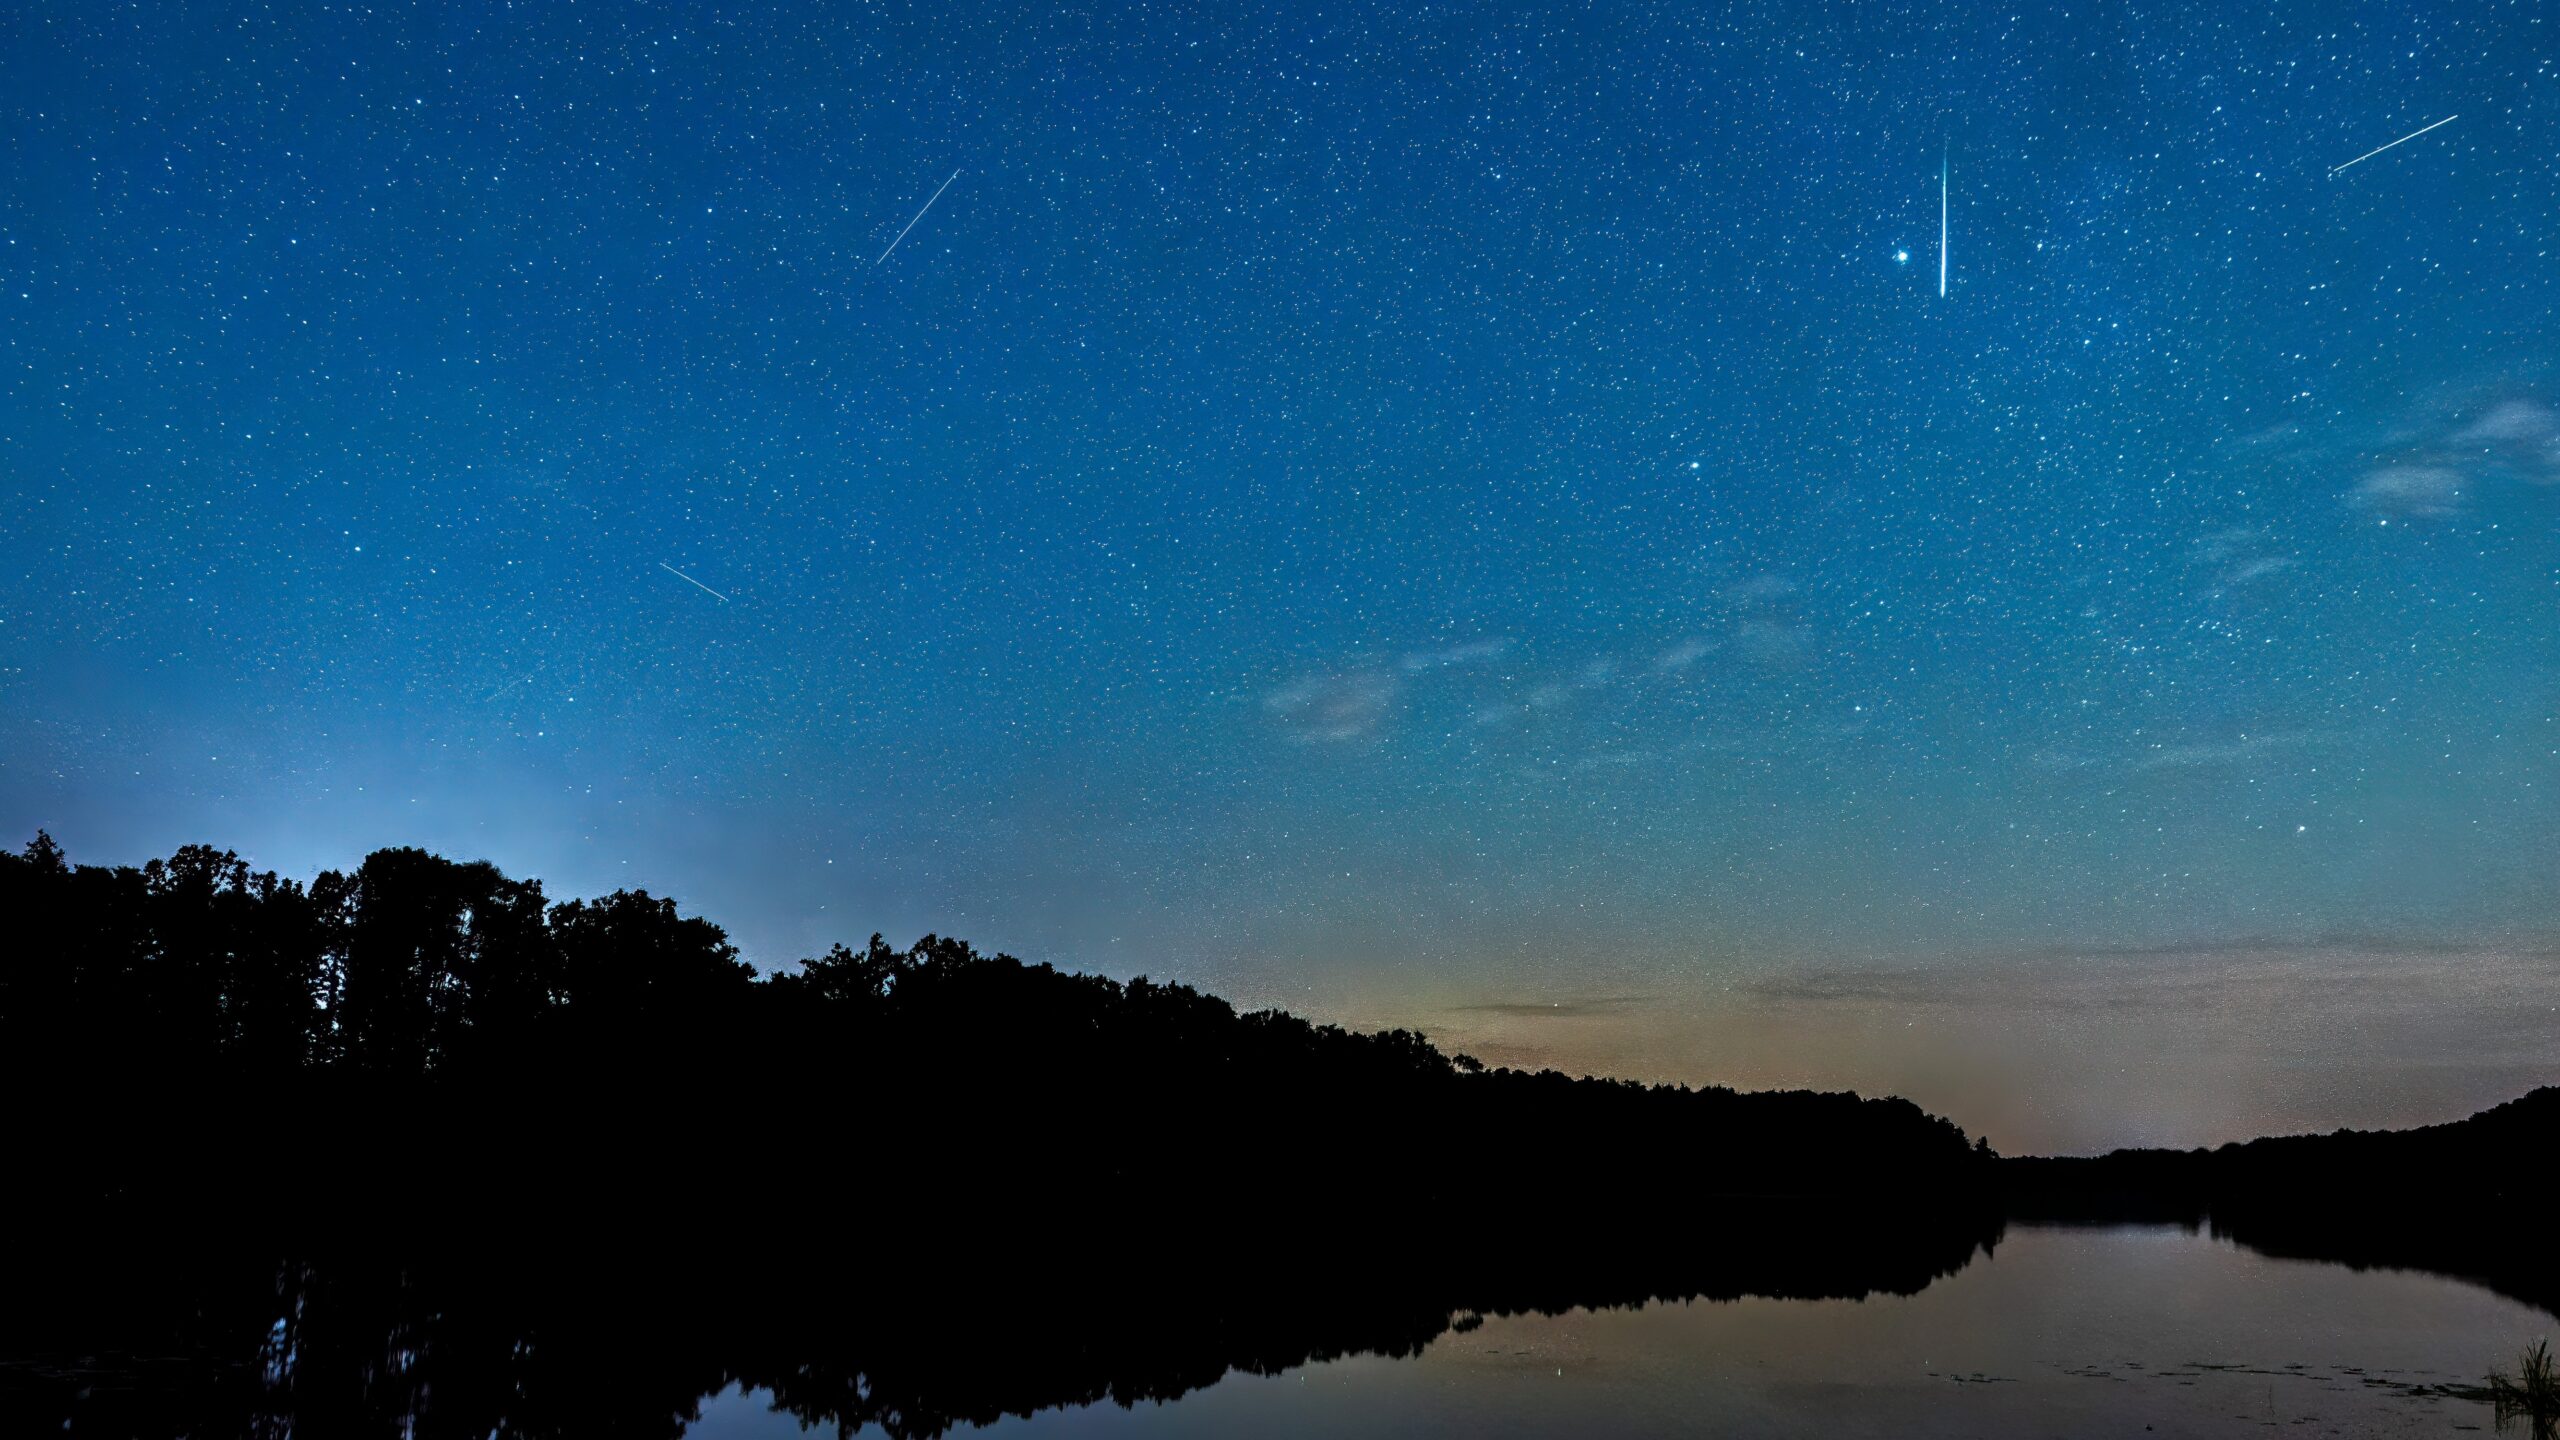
left=2, top=1207, right=2542, bottom=1438
left=858, top=1227, right=2532, bottom=1440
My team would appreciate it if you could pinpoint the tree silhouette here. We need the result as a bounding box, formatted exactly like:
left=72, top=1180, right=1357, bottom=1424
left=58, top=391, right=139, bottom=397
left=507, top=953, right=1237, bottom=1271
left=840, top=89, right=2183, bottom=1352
left=3, top=832, right=2005, bottom=1225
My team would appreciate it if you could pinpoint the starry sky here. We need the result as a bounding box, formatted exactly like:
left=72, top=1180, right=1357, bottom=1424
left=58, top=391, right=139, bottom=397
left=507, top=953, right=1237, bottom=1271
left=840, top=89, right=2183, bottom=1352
left=4, top=0, right=2555, bottom=1152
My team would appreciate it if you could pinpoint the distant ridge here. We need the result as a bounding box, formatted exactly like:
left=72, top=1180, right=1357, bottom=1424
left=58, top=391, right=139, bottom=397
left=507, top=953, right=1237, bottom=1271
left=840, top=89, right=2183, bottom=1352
left=2005, top=1088, right=2560, bottom=1313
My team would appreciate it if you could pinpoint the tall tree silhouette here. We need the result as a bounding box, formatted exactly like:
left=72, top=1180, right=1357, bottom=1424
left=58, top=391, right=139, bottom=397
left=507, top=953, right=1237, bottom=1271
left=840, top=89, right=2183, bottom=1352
left=331, top=847, right=552, bottom=1075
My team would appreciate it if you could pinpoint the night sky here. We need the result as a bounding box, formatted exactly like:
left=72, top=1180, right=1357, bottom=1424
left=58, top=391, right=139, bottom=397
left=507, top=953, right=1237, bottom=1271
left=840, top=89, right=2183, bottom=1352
left=5, top=1, right=2555, bottom=1152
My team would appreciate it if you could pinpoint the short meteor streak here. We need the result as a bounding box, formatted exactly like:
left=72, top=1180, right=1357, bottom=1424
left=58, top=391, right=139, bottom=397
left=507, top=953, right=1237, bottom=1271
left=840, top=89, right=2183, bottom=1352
left=1938, top=143, right=1949, bottom=298
left=2330, top=114, right=2458, bottom=174
left=875, top=168, right=961, bottom=264
left=483, top=665, right=542, bottom=702
left=659, top=562, right=731, bottom=603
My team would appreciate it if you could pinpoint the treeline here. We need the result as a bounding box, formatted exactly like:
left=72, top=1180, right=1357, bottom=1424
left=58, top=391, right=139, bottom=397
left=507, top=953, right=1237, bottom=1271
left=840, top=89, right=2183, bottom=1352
left=2004, top=1088, right=2558, bottom=1205
left=3, top=834, right=1992, bottom=1233
left=1, top=836, right=755, bottom=1085
left=2003, top=1090, right=2560, bottom=1314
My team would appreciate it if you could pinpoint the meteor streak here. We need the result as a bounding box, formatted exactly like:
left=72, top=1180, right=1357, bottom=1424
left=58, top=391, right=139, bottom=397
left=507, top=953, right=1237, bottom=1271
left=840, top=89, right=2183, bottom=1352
left=876, top=168, right=961, bottom=264
left=659, top=562, right=731, bottom=603
left=1939, top=144, right=1949, bottom=298
left=2330, top=114, right=2458, bottom=174
left=483, top=665, right=542, bottom=702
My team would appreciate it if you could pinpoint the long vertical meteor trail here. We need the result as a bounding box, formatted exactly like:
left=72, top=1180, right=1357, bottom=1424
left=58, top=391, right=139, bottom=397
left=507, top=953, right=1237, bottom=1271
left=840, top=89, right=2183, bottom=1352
left=1939, top=144, right=1949, bottom=298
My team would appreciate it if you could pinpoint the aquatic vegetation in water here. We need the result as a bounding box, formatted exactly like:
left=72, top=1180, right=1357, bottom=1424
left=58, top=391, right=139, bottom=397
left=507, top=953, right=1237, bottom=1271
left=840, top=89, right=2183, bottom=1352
left=2489, top=1338, right=2559, bottom=1438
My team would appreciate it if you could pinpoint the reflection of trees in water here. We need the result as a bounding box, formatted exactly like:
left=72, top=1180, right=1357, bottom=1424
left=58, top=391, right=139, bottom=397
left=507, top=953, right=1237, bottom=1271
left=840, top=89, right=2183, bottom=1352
left=15, top=1205, right=2554, bottom=1439
left=2205, top=1209, right=2560, bottom=1322
left=5, top=1207, right=2002, bottom=1439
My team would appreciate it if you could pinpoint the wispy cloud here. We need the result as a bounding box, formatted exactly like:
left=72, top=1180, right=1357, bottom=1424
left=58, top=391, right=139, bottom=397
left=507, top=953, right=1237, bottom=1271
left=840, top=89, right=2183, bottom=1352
left=1260, top=574, right=1818, bottom=753
left=2337, top=388, right=2560, bottom=519
left=1384, top=937, right=2560, bottom=1154
left=2351, top=463, right=2468, bottom=519
left=1652, top=636, right=1720, bottom=673
left=1742, top=936, right=2554, bottom=1013
left=2029, top=728, right=2341, bottom=776
left=2191, top=527, right=2256, bottom=563
left=1264, top=670, right=1399, bottom=743
left=2131, top=729, right=2336, bottom=771
left=1719, top=574, right=1800, bottom=604
left=1448, top=994, right=1653, bottom=1019
left=1401, top=638, right=1512, bottom=672
left=1734, top=615, right=1813, bottom=667
left=2225, top=555, right=2297, bottom=583
left=2189, top=526, right=2297, bottom=588
left=2453, top=397, right=2560, bottom=484
left=1711, top=571, right=1817, bottom=669
left=1572, top=748, right=1655, bottom=773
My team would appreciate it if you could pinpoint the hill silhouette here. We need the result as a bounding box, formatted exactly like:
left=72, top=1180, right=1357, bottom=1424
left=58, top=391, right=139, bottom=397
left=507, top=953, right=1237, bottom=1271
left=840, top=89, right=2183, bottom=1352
left=2004, top=1089, right=2560, bottom=1313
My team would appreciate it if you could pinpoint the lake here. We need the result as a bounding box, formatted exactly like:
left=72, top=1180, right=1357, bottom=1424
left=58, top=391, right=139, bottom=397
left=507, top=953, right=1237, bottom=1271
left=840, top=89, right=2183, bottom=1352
left=682, top=1225, right=2539, bottom=1440
left=6, top=1216, right=2547, bottom=1437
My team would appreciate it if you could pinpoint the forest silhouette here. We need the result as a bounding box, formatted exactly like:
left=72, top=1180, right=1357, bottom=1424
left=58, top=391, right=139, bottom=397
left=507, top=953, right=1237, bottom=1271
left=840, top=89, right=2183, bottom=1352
left=2006, top=1086, right=2560, bottom=1315
left=1, top=832, right=1995, bottom=1235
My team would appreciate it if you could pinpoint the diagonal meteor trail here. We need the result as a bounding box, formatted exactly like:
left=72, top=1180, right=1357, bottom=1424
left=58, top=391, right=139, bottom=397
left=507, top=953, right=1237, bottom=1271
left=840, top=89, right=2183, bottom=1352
left=483, top=664, right=543, bottom=702
left=2330, top=114, right=2458, bottom=174
left=659, top=562, right=731, bottom=603
left=875, top=168, right=961, bottom=264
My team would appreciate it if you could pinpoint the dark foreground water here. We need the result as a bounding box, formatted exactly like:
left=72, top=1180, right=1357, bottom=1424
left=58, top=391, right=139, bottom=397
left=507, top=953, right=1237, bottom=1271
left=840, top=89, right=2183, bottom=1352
left=7, top=1219, right=2546, bottom=1437
left=674, top=1226, right=2536, bottom=1440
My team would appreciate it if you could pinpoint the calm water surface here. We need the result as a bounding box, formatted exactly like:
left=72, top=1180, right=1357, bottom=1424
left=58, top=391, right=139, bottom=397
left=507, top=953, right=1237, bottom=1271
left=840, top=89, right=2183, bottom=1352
left=696, top=1226, right=2541, bottom=1439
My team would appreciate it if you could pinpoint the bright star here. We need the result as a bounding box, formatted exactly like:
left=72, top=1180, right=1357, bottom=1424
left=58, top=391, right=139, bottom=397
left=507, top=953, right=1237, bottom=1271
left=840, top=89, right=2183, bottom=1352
left=1894, top=248, right=1910, bottom=264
